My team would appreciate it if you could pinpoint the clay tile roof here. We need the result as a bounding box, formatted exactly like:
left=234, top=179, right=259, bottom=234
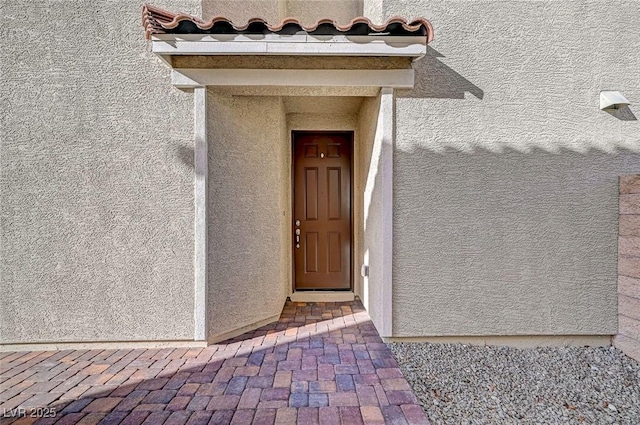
left=142, top=4, right=433, bottom=43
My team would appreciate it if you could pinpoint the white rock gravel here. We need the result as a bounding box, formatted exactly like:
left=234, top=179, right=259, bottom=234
left=388, top=343, right=640, bottom=425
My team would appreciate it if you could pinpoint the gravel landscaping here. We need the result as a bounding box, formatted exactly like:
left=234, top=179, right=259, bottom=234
left=389, top=343, right=640, bottom=425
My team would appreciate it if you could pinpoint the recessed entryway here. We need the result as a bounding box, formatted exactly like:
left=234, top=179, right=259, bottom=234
left=292, top=131, right=353, bottom=291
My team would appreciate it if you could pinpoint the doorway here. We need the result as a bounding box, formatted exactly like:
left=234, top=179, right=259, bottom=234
left=292, top=131, right=353, bottom=290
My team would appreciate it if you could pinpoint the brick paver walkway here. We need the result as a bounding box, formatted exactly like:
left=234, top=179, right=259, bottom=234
left=1, top=301, right=429, bottom=424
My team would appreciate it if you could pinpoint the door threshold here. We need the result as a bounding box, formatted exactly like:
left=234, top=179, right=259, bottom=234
left=289, top=291, right=355, bottom=302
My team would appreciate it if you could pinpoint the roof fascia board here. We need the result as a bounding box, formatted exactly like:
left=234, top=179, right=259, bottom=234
left=171, top=68, right=415, bottom=89
left=151, top=34, right=426, bottom=57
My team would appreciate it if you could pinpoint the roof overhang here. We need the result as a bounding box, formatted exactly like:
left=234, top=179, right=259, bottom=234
left=142, top=4, right=434, bottom=90
left=150, top=33, right=427, bottom=58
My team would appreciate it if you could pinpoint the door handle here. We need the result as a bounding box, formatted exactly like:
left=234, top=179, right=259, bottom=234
left=295, top=220, right=301, bottom=248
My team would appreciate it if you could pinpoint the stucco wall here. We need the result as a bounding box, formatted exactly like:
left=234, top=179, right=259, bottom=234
left=202, top=0, right=363, bottom=25
left=371, top=0, right=640, bottom=336
left=285, top=0, right=363, bottom=26
left=3, top=0, right=639, bottom=345
left=206, top=91, right=289, bottom=342
left=0, top=1, right=199, bottom=344
left=202, top=0, right=282, bottom=23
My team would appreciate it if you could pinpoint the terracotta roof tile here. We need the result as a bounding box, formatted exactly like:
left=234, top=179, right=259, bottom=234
left=142, top=4, right=433, bottom=43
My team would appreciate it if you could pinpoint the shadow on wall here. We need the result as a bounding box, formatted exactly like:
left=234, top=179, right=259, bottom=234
left=605, top=107, right=638, bottom=121
left=360, top=131, right=640, bottom=337
left=176, top=146, right=195, bottom=169
left=398, top=46, right=484, bottom=100
left=390, top=145, right=640, bottom=336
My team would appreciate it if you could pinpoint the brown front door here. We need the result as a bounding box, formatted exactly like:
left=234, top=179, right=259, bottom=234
left=293, top=132, right=352, bottom=290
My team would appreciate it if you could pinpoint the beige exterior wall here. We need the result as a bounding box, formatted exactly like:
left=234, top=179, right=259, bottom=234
left=202, top=0, right=283, bottom=23
left=206, top=95, right=369, bottom=342
left=2, top=0, right=639, bottom=346
left=285, top=0, right=363, bottom=26
left=370, top=0, right=640, bottom=337
left=614, top=175, right=640, bottom=361
left=206, top=91, right=290, bottom=342
left=202, top=0, right=363, bottom=25
left=0, top=0, right=201, bottom=344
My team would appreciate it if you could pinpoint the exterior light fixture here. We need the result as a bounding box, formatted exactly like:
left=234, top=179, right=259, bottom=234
left=600, top=91, right=631, bottom=110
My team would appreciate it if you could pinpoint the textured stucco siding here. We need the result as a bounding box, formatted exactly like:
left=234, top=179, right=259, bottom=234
left=285, top=0, right=363, bottom=26
left=0, top=1, right=199, bottom=343
left=206, top=92, right=289, bottom=341
left=287, top=112, right=357, bottom=133
left=374, top=0, right=640, bottom=336
left=4, top=0, right=640, bottom=345
left=202, top=0, right=363, bottom=25
left=202, top=0, right=282, bottom=23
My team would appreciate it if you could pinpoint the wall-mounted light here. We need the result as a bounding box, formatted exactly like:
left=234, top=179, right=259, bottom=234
left=600, top=91, right=631, bottom=110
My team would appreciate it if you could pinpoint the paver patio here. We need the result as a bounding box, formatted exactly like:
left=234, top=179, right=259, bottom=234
left=0, top=301, right=429, bottom=424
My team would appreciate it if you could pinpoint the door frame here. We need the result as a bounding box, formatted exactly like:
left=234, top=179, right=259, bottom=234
left=291, top=130, right=355, bottom=292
